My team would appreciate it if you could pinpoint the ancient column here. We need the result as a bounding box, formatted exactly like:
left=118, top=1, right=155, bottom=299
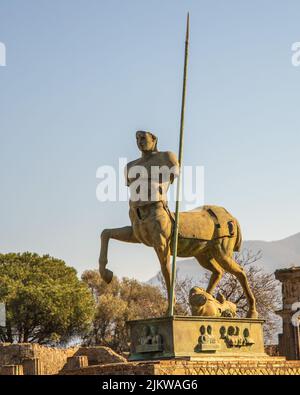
left=275, top=267, right=300, bottom=360
left=23, top=358, right=44, bottom=375
left=0, top=365, right=24, bottom=375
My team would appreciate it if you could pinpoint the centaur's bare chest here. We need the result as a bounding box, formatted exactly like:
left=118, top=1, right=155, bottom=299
left=126, top=152, right=175, bottom=184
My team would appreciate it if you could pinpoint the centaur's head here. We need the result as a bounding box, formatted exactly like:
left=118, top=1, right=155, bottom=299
left=136, top=130, right=158, bottom=153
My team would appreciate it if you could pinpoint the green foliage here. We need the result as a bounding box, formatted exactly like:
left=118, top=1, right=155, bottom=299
left=0, top=252, right=94, bottom=345
left=81, top=270, right=168, bottom=352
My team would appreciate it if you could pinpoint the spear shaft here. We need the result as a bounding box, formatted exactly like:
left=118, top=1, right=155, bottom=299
left=169, top=13, right=190, bottom=317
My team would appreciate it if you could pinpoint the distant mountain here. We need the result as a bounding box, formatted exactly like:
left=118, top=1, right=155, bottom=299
left=147, top=232, right=300, bottom=285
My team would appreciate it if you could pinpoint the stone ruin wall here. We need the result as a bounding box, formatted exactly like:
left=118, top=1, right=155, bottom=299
left=0, top=343, right=126, bottom=375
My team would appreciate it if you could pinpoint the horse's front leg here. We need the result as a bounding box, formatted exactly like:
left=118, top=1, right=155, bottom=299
left=99, top=226, right=139, bottom=283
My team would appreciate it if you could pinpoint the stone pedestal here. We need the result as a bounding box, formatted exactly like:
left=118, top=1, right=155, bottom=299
left=127, top=315, right=267, bottom=361
left=275, top=267, right=300, bottom=360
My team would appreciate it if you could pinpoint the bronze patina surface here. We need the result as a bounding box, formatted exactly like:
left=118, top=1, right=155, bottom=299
left=189, top=287, right=237, bottom=317
left=127, top=316, right=266, bottom=361
left=99, top=131, right=258, bottom=318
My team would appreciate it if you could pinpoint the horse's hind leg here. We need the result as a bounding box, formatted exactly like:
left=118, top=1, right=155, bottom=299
left=211, top=238, right=258, bottom=318
left=195, top=254, right=223, bottom=295
left=99, top=226, right=139, bottom=283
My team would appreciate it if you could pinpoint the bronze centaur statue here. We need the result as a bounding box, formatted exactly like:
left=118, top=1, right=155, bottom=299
left=99, top=131, right=258, bottom=318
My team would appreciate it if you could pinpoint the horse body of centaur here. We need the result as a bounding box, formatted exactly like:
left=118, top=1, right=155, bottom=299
left=99, top=201, right=258, bottom=319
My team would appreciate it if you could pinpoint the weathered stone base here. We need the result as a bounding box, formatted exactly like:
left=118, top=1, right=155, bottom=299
left=127, top=316, right=266, bottom=361
left=60, top=358, right=300, bottom=375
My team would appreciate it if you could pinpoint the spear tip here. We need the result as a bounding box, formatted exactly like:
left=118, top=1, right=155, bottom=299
left=186, top=12, right=190, bottom=42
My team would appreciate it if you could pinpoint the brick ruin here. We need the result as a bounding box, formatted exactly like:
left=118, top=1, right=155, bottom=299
left=0, top=343, right=126, bottom=375
left=60, top=358, right=300, bottom=375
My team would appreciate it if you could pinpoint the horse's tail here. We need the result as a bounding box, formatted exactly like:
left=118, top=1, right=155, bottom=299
left=234, top=219, right=242, bottom=252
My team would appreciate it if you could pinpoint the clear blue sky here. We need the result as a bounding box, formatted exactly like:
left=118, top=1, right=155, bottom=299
left=1, top=1, right=300, bottom=281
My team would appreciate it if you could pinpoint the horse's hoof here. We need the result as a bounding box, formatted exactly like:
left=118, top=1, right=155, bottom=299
left=247, top=309, right=258, bottom=319
left=101, top=268, right=113, bottom=283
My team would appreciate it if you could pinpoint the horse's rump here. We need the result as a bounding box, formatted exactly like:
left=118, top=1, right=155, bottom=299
left=171, top=205, right=241, bottom=248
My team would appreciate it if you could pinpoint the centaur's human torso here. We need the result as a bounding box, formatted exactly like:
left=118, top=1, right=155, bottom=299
left=125, top=150, right=240, bottom=256
left=126, top=150, right=179, bottom=207
left=125, top=150, right=179, bottom=247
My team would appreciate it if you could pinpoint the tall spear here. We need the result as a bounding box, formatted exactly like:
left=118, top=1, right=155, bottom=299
left=169, top=13, right=190, bottom=317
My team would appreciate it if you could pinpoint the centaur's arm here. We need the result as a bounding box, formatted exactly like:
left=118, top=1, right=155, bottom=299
left=166, top=151, right=179, bottom=184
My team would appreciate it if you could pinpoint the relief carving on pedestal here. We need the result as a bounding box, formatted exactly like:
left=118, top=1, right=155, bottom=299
left=220, top=325, right=255, bottom=348
left=195, top=324, right=221, bottom=352
left=136, top=325, right=163, bottom=353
